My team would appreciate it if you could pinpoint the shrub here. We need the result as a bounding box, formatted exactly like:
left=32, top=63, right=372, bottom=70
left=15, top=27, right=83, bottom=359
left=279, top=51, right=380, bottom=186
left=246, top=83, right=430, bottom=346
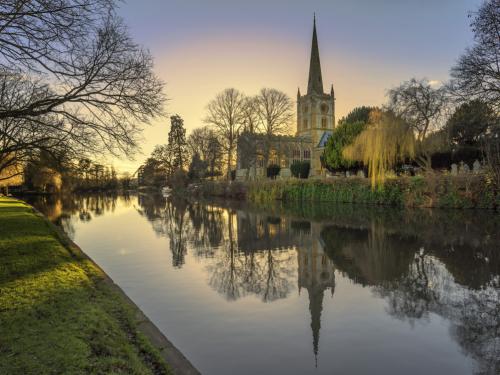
left=291, top=161, right=310, bottom=179
left=267, top=164, right=281, bottom=179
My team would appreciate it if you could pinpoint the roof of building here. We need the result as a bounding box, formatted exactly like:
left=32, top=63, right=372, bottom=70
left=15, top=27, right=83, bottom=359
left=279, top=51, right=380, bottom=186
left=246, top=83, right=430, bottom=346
left=317, top=131, right=333, bottom=148
left=238, top=131, right=312, bottom=144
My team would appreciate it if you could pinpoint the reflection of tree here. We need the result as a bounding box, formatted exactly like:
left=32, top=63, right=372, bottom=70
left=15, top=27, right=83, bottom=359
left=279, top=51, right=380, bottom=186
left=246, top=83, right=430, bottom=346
left=320, top=224, right=414, bottom=287
left=136, top=195, right=190, bottom=268
left=320, top=218, right=499, bottom=374
left=26, top=193, right=121, bottom=239
left=450, top=283, right=500, bottom=375
left=207, top=211, right=297, bottom=302
left=321, top=212, right=500, bottom=374
left=376, top=254, right=500, bottom=374
left=164, top=199, right=189, bottom=268
left=188, top=203, right=224, bottom=259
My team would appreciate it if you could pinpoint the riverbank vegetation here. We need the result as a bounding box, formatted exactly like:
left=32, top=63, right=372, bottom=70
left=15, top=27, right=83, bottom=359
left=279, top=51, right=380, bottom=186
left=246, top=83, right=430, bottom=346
left=0, top=197, right=171, bottom=374
left=192, top=174, right=498, bottom=209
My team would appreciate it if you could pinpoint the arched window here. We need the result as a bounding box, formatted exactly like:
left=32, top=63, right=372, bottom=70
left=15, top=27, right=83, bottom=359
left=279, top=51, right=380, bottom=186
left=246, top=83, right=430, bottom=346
left=321, top=117, right=327, bottom=128
left=303, top=149, right=311, bottom=159
left=303, top=119, right=308, bottom=129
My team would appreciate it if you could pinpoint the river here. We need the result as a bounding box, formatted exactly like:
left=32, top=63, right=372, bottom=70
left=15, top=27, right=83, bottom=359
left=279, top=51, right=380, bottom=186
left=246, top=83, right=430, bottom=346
left=27, top=193, right=500, bottom=375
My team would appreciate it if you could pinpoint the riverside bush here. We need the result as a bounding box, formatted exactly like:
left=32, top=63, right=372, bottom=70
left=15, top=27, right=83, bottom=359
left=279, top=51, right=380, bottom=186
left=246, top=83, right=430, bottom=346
left=267, top=164, right=281, bottom=179
left=291, top=161, right=310, bottom=179
left=244, top=175, right=497, bottom=209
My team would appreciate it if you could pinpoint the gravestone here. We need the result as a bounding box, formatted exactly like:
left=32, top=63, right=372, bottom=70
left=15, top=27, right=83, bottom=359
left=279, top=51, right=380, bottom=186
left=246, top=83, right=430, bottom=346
left=280, top=168, right=292, bottom=179
left=451, top=163, right=458, bottom=176
left=357, top=169, right=366, bottom=178
left=473, top=160, right=481, bottom=174
left=459, top=161, right=470, bottom=174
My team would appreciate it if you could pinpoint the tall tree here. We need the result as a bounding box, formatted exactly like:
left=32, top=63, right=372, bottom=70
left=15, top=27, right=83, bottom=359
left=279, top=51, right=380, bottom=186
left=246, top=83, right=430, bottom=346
left=445, top=100, right=497, bottom=147
left=387, top=78, right=448, bottom=141
left=168, top=115, right=187, bottom=170
left=187, top=126, right=212, bottom=161
left=0, top=0, right=165, bottom=177
left=206, top=134, right=223, bottom=179
left=187, top=126, right=223, bottom=178
left=450, top=0, right=500, bottom=111
left=204, top=88, right=246, bottom=179
left=255, top=88, right=293, bottom=166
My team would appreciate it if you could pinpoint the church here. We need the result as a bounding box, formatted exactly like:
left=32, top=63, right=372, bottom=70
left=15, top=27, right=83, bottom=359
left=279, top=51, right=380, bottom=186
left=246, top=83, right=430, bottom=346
left=236, top=16, right=335, bottom=179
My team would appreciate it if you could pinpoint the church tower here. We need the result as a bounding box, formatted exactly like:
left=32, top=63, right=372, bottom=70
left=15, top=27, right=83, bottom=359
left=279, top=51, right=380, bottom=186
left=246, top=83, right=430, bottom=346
left=297, top=15, right=335, bottom=175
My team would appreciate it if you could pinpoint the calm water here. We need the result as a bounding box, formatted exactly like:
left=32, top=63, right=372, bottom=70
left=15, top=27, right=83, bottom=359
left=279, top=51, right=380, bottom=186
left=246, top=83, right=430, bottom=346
left=27, top=194, right=500, bottom=375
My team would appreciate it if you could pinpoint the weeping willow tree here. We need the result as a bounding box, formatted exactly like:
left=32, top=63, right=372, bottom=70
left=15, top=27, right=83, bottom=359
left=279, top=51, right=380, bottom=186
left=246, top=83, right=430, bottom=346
left=343, top=110, right=415, bottom=188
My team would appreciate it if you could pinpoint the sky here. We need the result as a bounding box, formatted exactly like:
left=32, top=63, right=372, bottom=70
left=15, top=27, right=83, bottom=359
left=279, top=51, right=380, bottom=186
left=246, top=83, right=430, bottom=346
left=108, top=0, right=483, bottom=174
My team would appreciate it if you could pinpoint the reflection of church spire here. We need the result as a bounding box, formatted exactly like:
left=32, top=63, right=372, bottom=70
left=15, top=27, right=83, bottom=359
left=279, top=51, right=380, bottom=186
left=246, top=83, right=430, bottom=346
left=297, top=223, right=336, bottom=367
left=307, top=286, right=325, bottom=366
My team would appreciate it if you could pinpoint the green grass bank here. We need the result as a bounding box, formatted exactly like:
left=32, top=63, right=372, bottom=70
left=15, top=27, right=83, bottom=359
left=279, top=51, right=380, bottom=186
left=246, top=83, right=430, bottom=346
left=0, top=197, right=171, bottom=374
left=196, top=175, right=499, bottom=209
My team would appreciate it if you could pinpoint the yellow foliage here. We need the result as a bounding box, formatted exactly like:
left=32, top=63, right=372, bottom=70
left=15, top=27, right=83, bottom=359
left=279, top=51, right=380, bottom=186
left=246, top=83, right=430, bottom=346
left=0, top=159, right=23, bottom=187
left=343, top=110, right=415, bottom=188
left=32, top=167, right=62, bottom=192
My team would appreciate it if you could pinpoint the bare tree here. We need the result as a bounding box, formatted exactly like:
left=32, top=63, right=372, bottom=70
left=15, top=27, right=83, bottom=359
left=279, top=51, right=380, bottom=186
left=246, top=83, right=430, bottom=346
left=204, top=88, right=246, bottom=179
left=0, top=0, right=165, bottom=176
left=255, top=88, right=293, bottom=166
left=387, top=78, right=448, bottom=142
left=187, top=126, right=223, bottom=179
left=450, top=0, right=500, bottom=112
left=241, top=96, right=260, bottom=134
left=187, top=126, right=213, bottom=161
left=0, top=73, right=71, bottom=179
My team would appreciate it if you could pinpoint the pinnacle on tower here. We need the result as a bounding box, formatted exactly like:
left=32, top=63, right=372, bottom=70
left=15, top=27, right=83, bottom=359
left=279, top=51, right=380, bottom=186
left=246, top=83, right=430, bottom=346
left=307, top=15, right=324, bottom=95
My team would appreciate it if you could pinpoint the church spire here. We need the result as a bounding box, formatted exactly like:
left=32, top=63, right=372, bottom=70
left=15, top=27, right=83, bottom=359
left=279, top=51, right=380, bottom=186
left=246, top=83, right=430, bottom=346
left=307, top=14, right=324, bottom=95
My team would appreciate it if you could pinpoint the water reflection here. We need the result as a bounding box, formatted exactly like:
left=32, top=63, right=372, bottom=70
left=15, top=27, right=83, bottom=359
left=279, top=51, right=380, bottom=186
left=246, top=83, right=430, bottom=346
left=28, top=193, right=500, bottom=374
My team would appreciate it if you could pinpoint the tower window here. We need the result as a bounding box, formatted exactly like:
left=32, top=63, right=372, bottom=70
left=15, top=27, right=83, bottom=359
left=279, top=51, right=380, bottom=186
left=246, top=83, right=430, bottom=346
left=321, top=104, right=329, bottom=114
left=321, top=117, right=327, bottom=128
left=303, top=119, right=308, bottom=129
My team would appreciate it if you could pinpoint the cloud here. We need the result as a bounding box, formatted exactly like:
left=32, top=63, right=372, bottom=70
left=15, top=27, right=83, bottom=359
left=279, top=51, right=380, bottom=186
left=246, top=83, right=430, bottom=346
left=428, top=80, right=442, bottom=87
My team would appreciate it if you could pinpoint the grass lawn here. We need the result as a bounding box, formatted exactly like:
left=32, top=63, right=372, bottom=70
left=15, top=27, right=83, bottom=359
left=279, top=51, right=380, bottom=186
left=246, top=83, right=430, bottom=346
left=0, top=197, right=171, bottom=374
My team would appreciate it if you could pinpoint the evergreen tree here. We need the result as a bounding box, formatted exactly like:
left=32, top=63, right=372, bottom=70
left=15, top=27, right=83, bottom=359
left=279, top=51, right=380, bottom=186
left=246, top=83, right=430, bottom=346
left=338, top=106, right=377, bottom=126
left=445, top=100, right=496, bottom=147
left=168, top=115, right=188, bottom=170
